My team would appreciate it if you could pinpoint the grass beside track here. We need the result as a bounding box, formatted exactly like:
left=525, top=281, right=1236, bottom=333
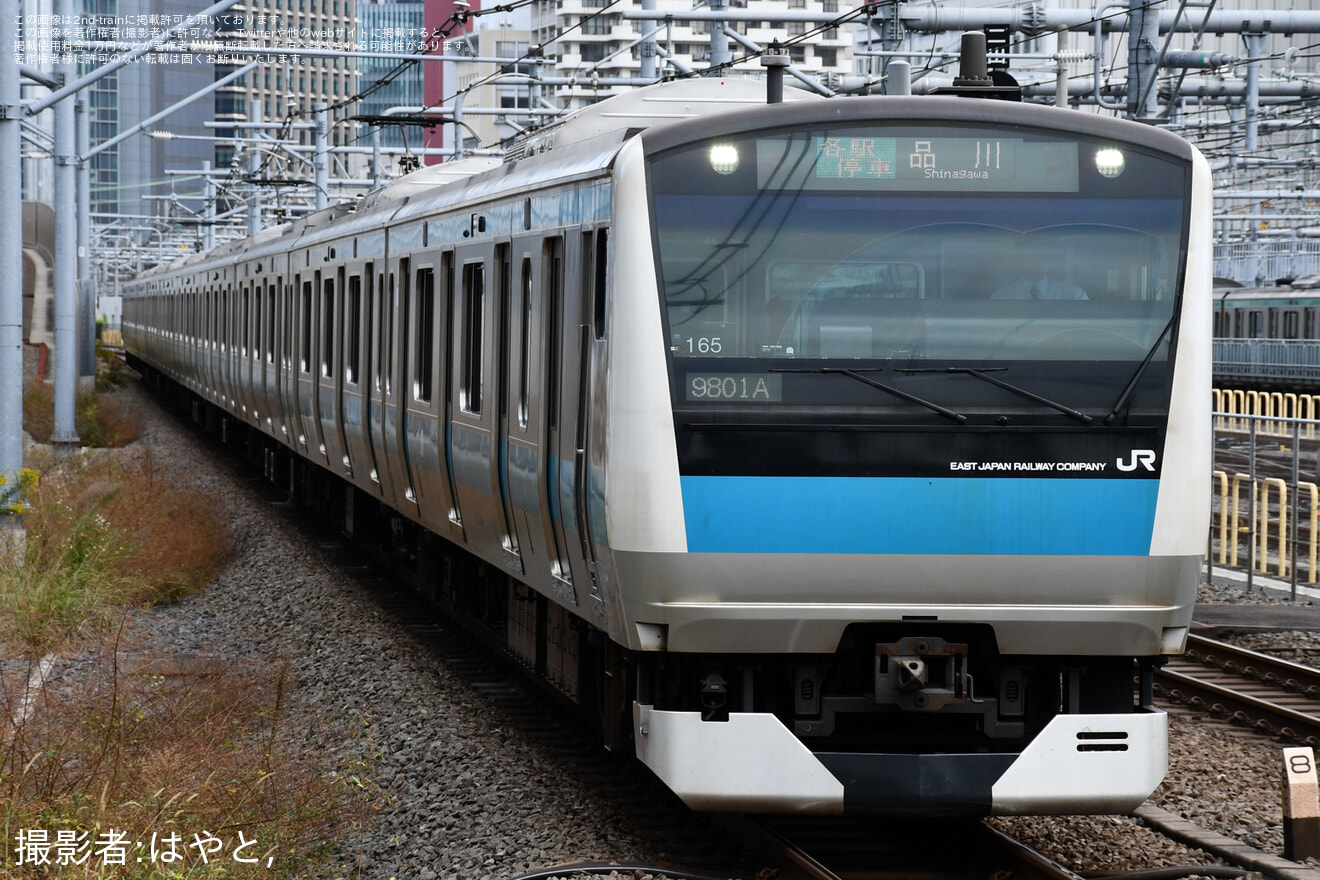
left=2, top=383, right=380, bottom=878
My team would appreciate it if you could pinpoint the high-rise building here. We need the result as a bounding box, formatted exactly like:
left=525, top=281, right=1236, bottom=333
left=534, top=0, right=858, bottom=110
left=214, top=0, right=360, bottom=171
left=359, top=0, right=427, bottom=150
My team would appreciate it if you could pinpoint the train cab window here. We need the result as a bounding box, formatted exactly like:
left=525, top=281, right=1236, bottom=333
left=462, top=262, right=485, bottom=415
left=415, top=267, right=435, bottom=403
left=347, top=276, right=362, bottom=385
left=322, top=279, right=335, bottom=378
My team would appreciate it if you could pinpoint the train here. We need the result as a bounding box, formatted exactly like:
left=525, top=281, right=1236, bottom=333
left=1211, top=278, right=1320, bottom=389
left=1215, top=276, right=1320, bottom=342
left=123, top=75, right=1212, bottom=818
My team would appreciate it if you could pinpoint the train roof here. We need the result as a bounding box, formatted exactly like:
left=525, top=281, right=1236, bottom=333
left=129, top=77, right=1198, bottom=288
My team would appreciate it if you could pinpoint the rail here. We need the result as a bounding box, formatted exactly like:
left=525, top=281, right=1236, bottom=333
left=1158, top=634, right=1320, bottom=746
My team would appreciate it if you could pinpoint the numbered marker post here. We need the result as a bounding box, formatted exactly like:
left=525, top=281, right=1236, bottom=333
left=1283, top=746, right=1320, bottom=862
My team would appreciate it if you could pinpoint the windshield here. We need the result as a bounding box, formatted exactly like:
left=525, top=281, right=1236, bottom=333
left=648, top=124, right=1190, bottom=418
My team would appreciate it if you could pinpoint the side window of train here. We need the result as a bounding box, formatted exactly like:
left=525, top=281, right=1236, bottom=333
left=243, top=286, right=252, bottom=358
left=1308, top=309, right=1318, bottom=340
left=593, top=228, right=608, bottom=340
left=322, top=277, right=336, bottom=379
left=301, top=280, right=313, bottom=374
left=462, top=261, right=485, bottom=415
left=1285, top=310, right=1300, bottom=340
left=1249, top=310, right=1264, bottom=339
left=415, top=266, right=435, bottom=403
left=347, top=275, right=362, bottom=386
left=267, top=283, right=276, bottom=364
left=545, top=237, right=565, bottom=431
left=519, top=257, right=533, bottom=430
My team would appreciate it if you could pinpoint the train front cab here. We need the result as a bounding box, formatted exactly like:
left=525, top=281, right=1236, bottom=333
left=604, top=96, right=1213, bottom=817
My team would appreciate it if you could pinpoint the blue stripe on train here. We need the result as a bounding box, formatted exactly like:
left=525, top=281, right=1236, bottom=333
left=680, top=476, right=1159, bottom=556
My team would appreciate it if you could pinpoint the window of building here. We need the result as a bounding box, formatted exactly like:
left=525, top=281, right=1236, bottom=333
left=817, top=46, right=837, bottom=66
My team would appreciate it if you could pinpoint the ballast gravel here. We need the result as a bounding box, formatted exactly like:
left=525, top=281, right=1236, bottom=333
left=33, top=382, right=1320, bottom=879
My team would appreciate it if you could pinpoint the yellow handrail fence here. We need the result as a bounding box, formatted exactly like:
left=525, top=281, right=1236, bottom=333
left=1211, top=388, right=1320, bottom=589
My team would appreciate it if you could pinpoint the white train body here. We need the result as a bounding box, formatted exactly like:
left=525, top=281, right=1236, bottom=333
left=125, top=79, right=1212, bottom=817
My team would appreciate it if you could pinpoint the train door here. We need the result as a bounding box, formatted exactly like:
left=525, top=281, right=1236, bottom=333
left=250, top=282, right=263, bottom=425
left=263, top=279, right=279, bottom=435
left=341, top=264, right=370, bottom=488
left=450, top=245, right=507, bottom=560
left=295, top=273, right=321, bottom=458
left=364, top=262, right=395, bottom=503
left=550, top=230, right=605, bottom=608
left=503, top=249, right=541, bottom=569
left=219, top=284, right=234, bottom=410
left=542, top=236, right=579, bottom=591
left=317, top=265, right=351, bottom=477
left=278, top=276, right=298, bottom=449
left=382, top=257, right=418, bottom=515
left=493, top=243, right=524, bottom=573
left=239, top=281, right=253, bottom=422
left=403, top=253, right=464, bottom=541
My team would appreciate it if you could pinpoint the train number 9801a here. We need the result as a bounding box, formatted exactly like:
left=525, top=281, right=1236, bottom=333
left=686, top=373, right=783, bottom=402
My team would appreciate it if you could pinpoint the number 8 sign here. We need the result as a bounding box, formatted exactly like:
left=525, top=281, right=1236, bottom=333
left=1283, top=746, right=1320, bottom=861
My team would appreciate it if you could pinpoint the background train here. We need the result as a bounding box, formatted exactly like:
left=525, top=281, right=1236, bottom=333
left=124, top=76, right=1212, bottom=818
left=1213, top=278, right=1320, bottom=389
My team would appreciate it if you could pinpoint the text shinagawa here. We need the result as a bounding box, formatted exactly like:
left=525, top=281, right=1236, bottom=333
left=924, top=168, right=991, bottom=179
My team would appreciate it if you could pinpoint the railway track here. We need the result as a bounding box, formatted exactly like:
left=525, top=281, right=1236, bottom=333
left=1157, top=633, right=1320, bottom=745
left=281, top=491, right=1101, bottom=880
left=732, top=816, right=1086, bottom=880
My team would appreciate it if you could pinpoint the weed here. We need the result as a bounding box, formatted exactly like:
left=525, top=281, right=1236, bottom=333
left=0, top=454, right=229, bottom=655
left=0, top=446, right=379, bottom=878
left=23, top=384, right=141, bottom=449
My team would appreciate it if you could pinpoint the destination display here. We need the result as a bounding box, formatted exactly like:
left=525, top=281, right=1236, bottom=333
left=757, top=134, right=1081, bottom=193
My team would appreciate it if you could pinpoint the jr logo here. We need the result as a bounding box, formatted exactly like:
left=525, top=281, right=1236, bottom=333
left=1116, top=449, right=1158, bottom=472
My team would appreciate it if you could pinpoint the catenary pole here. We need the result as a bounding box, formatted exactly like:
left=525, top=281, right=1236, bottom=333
left=51, top=0, right=79, bottom=449
left=0, top=0, right=24, bottom=522
left=77, top=96, right=94, bottom=379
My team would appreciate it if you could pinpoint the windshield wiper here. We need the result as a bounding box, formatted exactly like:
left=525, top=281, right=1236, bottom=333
left=1106, top=313, right=1176, bottom=425
left=772, top=367, right=966, bottom=423
left=898, top=367, right=1093, bottom=424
